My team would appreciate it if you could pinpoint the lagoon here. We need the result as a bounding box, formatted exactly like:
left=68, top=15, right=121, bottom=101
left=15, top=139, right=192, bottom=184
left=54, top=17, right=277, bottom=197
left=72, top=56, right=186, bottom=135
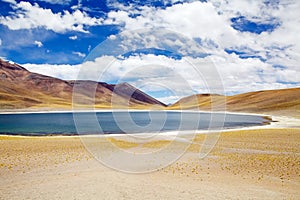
left=0, top=111, right=270, bottom=136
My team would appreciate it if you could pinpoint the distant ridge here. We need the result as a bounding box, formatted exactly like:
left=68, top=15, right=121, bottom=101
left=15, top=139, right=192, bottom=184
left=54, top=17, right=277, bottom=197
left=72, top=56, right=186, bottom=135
left=169, top=88, right=300, bottom=117
left=0, top=59, right=166, bottom=110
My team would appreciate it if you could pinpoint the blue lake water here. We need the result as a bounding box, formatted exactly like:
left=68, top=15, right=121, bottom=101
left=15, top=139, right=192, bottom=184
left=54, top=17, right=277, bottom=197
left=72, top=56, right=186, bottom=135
left=0, top=111, right=270, bottom=136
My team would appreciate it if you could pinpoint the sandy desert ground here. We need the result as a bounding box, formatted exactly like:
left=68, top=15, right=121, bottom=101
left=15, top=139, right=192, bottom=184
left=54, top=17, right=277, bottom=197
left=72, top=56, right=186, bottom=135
left=0, top=116, right=300, bottom=200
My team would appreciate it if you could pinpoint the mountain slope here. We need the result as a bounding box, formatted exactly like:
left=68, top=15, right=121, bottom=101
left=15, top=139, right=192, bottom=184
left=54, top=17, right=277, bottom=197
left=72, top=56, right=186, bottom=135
left=111, top=82, right=166, bottom=106
left=0, top=59, right=166, bottom=110
left=169, top=88, right=300, bottom=117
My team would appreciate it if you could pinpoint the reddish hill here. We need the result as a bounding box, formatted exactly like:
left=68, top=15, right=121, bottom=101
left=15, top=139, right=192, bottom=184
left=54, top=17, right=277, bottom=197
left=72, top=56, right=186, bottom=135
left=0, top=59, right=166, bottom=110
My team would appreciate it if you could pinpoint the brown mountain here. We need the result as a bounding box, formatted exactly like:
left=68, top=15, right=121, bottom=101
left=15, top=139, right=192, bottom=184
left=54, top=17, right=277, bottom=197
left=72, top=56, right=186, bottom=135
left=1, top=59, right=299, bottom=116
left=0, top=59, right=166, bottom=110
left=169, top=88, right=300, bottom=117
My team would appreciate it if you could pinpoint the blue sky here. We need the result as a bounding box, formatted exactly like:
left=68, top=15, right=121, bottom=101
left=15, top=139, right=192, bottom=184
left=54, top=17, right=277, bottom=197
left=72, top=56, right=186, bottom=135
left=0, top=0, right=299, bottom=103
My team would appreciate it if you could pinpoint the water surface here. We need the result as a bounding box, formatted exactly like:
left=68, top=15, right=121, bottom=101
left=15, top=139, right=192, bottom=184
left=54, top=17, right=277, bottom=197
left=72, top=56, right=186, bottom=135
left=0, top=111, right=269, bottom=136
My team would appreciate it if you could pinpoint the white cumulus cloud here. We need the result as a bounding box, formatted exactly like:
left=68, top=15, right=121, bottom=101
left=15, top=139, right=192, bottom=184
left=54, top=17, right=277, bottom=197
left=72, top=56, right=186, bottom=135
left=102, top=0, right=300, bottom=92
left=72, top=51, right=86, bottom=58
left=34, top=40, right=43, bottom=47
left=69, top=35, right=78, bottom=40
left=2, top=0, right=16, bottom=4
left=23, top=63, right=81, bottom=80
left=0, top=1, right=103, bottom=33
left=36, top=0, right=72, bottom=5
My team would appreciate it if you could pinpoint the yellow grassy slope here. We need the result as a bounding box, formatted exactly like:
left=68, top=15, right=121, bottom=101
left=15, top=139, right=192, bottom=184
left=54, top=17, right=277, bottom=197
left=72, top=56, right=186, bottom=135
left=169, top=88, right=300, bottom=117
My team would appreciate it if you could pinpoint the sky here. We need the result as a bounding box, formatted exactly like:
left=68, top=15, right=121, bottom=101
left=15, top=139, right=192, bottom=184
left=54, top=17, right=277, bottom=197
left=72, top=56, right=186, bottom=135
left=0, top=0, right=299, bottom=104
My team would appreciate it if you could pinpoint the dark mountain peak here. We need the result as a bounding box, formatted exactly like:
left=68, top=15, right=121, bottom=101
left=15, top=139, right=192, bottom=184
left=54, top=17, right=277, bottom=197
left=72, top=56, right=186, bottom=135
left=0, top=59, right=28, bottom=71
left=113, top=82, right=167, bottom=107
left=116, top=82, right=132, bottom=87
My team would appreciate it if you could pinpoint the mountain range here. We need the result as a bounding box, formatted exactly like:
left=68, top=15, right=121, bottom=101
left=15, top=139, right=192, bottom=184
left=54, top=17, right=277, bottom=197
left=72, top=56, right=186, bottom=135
left=0, top=59, right=299, bottom=117
left=0, top=59, right=166, bottom=110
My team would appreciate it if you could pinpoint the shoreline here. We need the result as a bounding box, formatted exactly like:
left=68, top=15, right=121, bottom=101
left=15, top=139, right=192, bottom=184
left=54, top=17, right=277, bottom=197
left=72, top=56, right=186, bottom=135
left=0, top=109, right=278, bottom=137
left=1, top=115, right=299, bottom=139
left=0, top=108, right=272, bottom=117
